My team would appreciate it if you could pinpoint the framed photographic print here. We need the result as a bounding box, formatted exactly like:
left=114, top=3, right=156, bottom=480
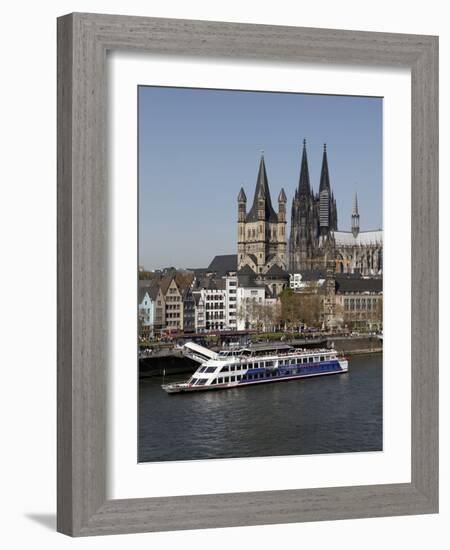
left=57, top=13, right=438, bottom=536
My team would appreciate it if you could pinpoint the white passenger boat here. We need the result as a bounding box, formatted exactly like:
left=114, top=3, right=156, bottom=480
left=162, top=342, right=348, bottom=394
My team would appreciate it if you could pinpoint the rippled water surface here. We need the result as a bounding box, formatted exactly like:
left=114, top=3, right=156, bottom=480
left=139, top=353, right=382, bottom=462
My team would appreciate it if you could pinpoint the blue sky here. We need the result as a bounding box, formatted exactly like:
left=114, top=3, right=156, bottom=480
left=139, top=86, right=382, bottom=270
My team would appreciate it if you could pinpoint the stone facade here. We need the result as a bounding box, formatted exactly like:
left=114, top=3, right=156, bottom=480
left=237, top=154, right=287, bottom=276
left=236, top=154, right=290, bottom=297
left=161, top=277, right=184, bottom=332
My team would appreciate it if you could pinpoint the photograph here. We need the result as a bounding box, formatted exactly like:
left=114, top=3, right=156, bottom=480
left=137, top=85, right=383, bottom=463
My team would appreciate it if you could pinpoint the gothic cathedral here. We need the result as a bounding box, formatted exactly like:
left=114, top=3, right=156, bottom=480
left=288, top=141, right=382, bottom=276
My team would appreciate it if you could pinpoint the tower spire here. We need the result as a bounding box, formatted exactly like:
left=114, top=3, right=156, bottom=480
left=298, top=139, right=311, bottom=195
left=352, top=191, right=359, bottom=215
left=319, top=143, right=330, bottom=192
left=319, top=143, right=331, bottom=232
left=351, top=191, right=360, bottom=238
left=245, top=153, right=277, bottom=223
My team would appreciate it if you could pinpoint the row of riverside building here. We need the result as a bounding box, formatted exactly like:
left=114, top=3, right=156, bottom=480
left=138, top=255, right=382, bottom=340
left=138, top=256, right=272, bottom=339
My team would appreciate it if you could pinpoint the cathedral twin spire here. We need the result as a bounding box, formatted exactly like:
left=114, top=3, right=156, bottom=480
left=298, top=140, right=331, bottom=196
left=289, top=140, right=338, bottom=271
left=319, top=143, right=331, bottom=193
left=298, top=139, right=311, bottom=196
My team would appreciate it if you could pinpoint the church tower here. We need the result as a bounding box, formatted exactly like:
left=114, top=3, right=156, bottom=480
left=289, top=141, right=338, bottom=272
left=289, top=140, right=317, bottom=272
left=237, top=153, right=287, bottom=273
left=319, top=144, right=332, bottom=235
left=277, top=187, right=287, bottom=268
left=237, top=186, right=247, bottom=265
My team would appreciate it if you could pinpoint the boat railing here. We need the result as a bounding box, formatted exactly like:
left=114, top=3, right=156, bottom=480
left=211, top=349, right=337, bottom=366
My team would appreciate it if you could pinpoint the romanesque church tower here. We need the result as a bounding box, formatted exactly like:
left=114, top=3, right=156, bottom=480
left=237, top=153, right=287, bottom=275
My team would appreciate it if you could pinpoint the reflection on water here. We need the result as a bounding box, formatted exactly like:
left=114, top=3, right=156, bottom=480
left=138, top=353, right=382, bottom=462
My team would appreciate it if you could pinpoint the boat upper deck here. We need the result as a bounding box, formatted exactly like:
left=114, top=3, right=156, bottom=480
left=212, top=345, right=338, bottom=365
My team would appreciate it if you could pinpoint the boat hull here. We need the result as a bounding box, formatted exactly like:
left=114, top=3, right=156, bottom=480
left=162, top=365, right=347, bottom=394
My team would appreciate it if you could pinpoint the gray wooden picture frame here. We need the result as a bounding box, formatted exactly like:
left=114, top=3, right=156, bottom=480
left=57, top=12, right=438, bottom=537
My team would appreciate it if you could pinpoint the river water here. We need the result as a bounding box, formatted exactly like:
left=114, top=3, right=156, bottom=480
left=139, top=353, right=382, bottom=462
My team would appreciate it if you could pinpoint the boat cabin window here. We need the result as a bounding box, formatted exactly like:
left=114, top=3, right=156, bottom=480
left=190, top=378, right=198, bottom=385
left=218, top=377, right=223, bottom=384
left=290, top=359, right=296, bottom=365
left=308, top=357, right=313, bottom=363
left=320, top=356, right=324, bottom=362
left=220, top=366, right=229, bottom=372
left=266, top=361, right=274, bottom=367
left=230, top=376, right=235, bottom=382
left=196, top=378, right=207, bottom=385
left=205, top=367, right=217, bottom=373
left=224, top=376, right=229, bottom=383
left=199, top=367, right=207, bottom=373
left=211, top=379, right=217, bottom=384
